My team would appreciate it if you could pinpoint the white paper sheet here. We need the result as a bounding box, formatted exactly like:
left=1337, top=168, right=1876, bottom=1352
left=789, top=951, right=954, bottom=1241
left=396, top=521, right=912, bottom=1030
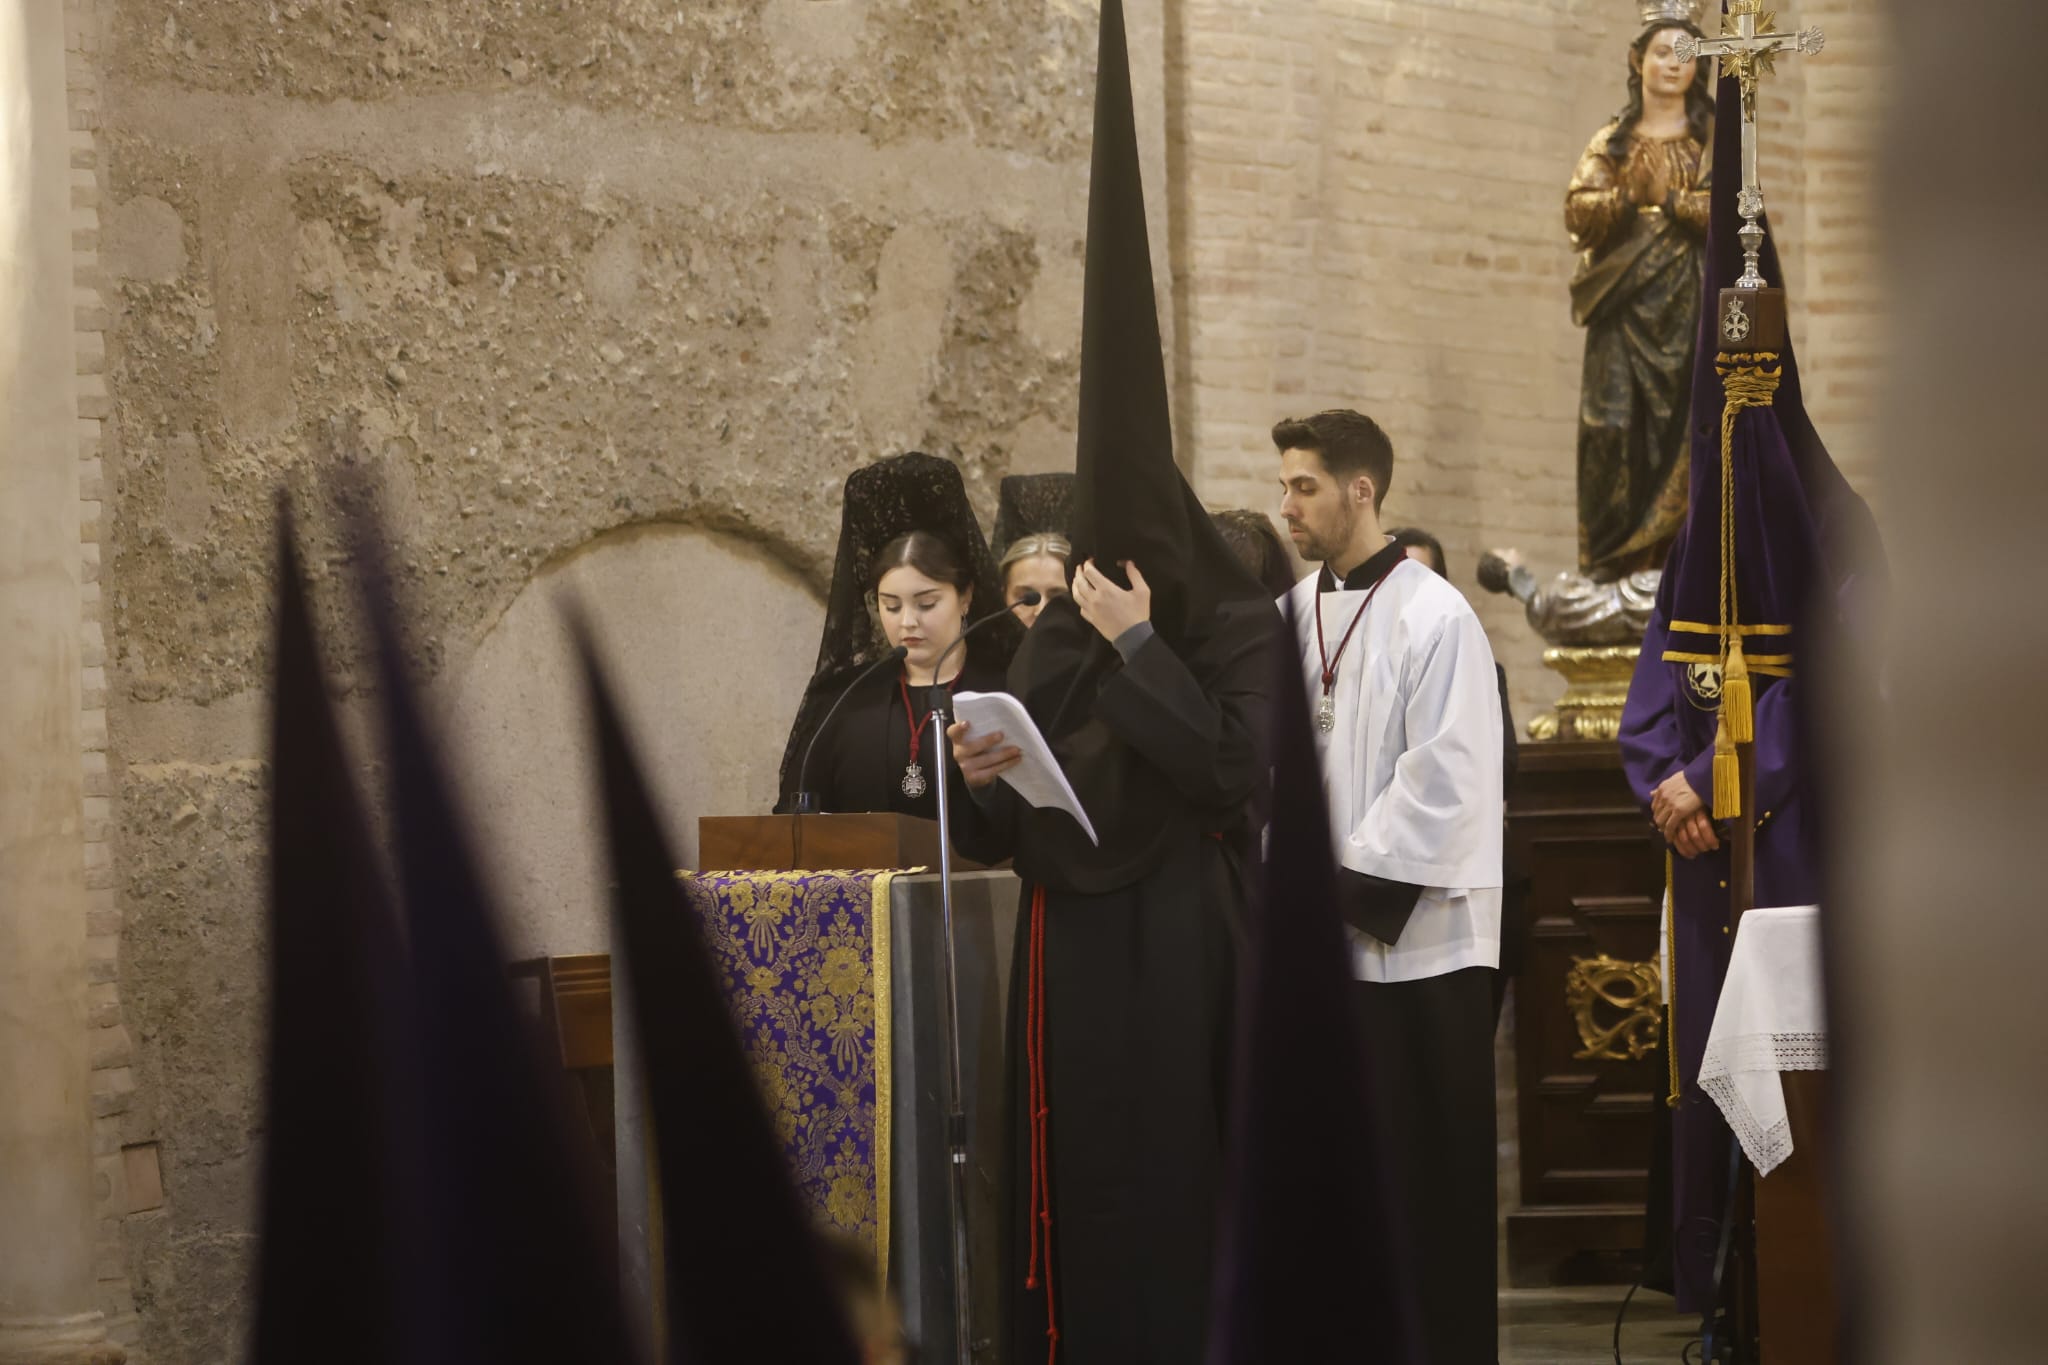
left=952, top=690, right=1098, bottom=845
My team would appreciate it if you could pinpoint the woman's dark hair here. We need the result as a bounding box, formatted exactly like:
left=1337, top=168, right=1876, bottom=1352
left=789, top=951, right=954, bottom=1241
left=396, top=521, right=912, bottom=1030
left=1211, top=509, right=1298, bottom=600
left=867, top=529, right=972, bottom=597
left=1607, top=22, right=1714, bottom=162
left=1388, top=525, right=1449, bottom=579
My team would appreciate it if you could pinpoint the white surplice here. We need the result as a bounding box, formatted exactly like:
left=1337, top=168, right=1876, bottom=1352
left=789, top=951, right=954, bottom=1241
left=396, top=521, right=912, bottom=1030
left=1285, top=562, right=1505, bottom=983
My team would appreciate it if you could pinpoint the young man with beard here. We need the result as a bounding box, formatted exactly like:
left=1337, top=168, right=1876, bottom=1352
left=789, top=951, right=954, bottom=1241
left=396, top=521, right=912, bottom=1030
left=1275, top=409, right=1504, bottom=1362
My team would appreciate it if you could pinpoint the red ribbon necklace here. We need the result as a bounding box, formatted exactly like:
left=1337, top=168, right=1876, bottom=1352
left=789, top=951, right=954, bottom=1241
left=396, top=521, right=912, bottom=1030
left=897, top=676, right=953, bottom=799
left=1315, top=557, right=1402, bottom=733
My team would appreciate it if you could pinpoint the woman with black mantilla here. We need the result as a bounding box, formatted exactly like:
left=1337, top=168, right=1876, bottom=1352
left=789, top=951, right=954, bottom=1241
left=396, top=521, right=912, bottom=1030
left=944, top=3, right=1277, bottom=1358
left=994, top=472, right=1075, bottom=631
left=773, top=452, right=1013, bottom=818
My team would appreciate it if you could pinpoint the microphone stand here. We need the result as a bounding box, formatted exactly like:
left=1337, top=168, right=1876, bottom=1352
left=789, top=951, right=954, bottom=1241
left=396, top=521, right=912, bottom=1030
left=920, top=591, right=1031, bottom=1365
left=784, top=646, right=910, bottom=868
left=925, top=687, right=974, bottom=1365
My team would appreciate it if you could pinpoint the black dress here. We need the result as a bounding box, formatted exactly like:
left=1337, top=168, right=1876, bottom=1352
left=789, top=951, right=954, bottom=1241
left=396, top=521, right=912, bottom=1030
left=949, top=597, right=1276, bottom=1365
left=803, top=652, right=1008, bottom=819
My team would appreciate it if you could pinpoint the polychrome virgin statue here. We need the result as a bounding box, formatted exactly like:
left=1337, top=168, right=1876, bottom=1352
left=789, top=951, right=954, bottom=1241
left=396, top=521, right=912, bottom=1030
left=1484, top=2, right=1714, bottom=738
left=1568, top=0, right=1713, bottom=580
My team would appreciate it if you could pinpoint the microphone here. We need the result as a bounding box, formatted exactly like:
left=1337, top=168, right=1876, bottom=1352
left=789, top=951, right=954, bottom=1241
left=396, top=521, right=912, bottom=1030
left=787, top=644, right=909, bottom=815
left=927, top=590, right=1039, bottom=693
left=789, top=593, right=1041, bottom=813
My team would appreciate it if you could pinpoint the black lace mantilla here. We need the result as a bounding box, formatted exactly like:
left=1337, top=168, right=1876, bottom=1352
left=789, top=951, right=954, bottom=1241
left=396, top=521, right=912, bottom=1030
left=775, top=452, right=1016, bottom=807
left=993, top=472, right=1075, bottom=556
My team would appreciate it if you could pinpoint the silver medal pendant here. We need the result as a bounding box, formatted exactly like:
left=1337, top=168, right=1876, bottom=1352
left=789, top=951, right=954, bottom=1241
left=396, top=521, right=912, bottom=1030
left=1316, top=691, right=1337, bottom=733
left=901, top=763, right=928, bottom=799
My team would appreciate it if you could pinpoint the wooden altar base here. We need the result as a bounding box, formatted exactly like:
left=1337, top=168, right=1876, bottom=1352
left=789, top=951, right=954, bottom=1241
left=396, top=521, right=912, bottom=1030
left=1504, top=739, right=1668, bottom=1286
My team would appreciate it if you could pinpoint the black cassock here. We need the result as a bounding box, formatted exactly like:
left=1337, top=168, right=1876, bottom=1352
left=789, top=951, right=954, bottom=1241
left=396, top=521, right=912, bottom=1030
left=951, top=597, right=1275, bottom=1365
left=793, top=652, right=1008, bottom=819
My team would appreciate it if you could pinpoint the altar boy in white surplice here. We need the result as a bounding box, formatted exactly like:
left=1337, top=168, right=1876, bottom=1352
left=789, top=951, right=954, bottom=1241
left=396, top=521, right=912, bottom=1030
left=1274, top=409, right=1503, bottom=1363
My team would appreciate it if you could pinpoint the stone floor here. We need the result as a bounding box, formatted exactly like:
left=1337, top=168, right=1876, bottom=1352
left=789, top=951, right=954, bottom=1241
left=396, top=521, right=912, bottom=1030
left=1500, top=1285, right=1698, bottom=1363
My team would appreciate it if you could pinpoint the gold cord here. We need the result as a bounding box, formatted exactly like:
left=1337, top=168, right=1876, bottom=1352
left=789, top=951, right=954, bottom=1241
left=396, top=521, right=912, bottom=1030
left=1709, top=353, right=1780, bottom=818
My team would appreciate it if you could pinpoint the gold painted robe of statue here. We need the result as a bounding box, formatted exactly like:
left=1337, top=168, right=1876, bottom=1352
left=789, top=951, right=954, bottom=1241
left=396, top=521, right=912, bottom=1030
left=1566, top=121, right=1711, bottom=578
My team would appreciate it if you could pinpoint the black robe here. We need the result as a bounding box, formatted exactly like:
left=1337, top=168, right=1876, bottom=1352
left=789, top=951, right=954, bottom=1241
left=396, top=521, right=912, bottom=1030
left=784, top=653, right=1007, bottom=820
left=950, top=597, right=1275, bottom=1365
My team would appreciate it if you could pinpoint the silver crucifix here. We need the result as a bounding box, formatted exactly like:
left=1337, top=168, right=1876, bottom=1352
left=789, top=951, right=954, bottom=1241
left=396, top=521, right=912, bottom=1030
left=1674, top=0, right=1824, bottom=289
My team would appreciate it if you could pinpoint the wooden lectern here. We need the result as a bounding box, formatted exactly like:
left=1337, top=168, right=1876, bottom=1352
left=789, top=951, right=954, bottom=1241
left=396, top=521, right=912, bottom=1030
left=520, top=812, right=1006, bottom=1364
left=698, top=812, right=957, bottom=872
left=690, top=812, right=1010, bottom=1364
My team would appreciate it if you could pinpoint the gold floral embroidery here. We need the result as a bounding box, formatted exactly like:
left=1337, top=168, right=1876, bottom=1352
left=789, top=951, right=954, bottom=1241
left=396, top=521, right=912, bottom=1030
left=823, top=1136, right=877, bottom=1230
left=681, top=869, right=901, bottom=1275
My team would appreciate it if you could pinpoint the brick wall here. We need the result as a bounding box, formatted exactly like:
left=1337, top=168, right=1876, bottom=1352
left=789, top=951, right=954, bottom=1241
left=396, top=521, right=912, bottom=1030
left=1793, top=0, right=1890, bottom=500
left=1172, top=0, right=1892, bottom=724
left=65, top=0, right=144, bottom=1352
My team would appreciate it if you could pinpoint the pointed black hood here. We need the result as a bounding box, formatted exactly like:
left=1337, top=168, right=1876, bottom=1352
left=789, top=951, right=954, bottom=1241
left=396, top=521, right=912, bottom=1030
left=252, top=506, right=427, bottom=1365
left=1205, top=608, right=1417, bottom=1362
left=998, top=0, right=1273, bottom=893
left=350, top=503, right=637, bottom=1364
left=1067, top=0, right=1263, bottom=634
left=573, top=611, right=863, bottom=1365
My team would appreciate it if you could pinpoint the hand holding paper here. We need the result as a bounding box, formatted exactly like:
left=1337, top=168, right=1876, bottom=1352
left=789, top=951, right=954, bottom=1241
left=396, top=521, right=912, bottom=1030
left=951, top=691, right=1099, bottom=846
left=947, top=721, right=1021, bottom=788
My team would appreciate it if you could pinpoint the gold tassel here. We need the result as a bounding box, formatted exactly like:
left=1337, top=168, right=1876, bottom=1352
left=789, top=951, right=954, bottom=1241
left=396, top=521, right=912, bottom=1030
left=1712, top=709, right=1741, bottom=821
left=1723, top=635, right=1753, bottom=745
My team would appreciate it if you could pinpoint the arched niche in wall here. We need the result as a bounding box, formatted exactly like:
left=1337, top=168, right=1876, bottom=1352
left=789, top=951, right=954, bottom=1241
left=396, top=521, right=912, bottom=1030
left=437, top=521, right=821, bottom=960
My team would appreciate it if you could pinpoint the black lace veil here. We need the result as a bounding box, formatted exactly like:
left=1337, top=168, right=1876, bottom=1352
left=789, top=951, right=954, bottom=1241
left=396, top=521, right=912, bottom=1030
left=774, top=452, right=1014, bottom=807
left=993, top=473, right=1075, bottom=557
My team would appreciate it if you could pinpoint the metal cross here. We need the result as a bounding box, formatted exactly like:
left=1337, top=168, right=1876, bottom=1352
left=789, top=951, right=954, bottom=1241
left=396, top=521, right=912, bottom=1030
left=1674, top=0, right=1825, bottom=289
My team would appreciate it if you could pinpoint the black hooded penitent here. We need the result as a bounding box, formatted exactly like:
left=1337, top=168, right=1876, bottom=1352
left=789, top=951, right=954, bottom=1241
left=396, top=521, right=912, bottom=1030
left=945, top=3, right=1278, bottom=1360
left=992, top=0, right=1271, bottom=893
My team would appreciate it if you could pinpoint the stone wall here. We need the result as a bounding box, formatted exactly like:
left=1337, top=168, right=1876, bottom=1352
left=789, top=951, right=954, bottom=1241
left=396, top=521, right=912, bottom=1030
left=69, top=0, right=1893, bottom=1358
left=1169, top=0, right=1892, bottom=724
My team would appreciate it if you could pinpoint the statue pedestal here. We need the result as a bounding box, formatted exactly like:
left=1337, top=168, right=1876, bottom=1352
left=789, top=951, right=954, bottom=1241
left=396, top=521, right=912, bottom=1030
left=1529, top=645, right=1639, bottom=742
left=1503, top=740, right=1665, bottom=1286
left=1476, top=554, right=1655, bottom=742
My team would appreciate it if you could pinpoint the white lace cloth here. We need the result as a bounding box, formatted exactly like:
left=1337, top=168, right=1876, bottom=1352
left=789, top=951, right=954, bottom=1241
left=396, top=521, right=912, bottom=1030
left=1697, top=904, right=1828, bottom=1176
